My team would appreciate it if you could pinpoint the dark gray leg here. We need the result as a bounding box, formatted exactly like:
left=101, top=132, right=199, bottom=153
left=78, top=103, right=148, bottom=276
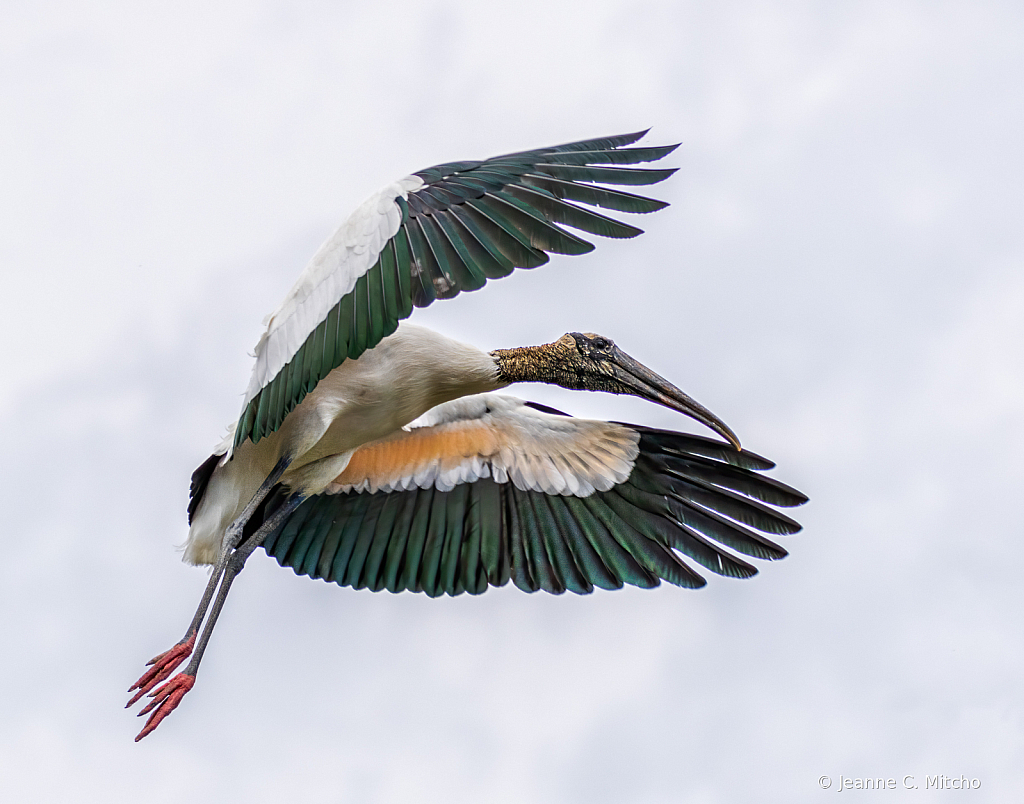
left=127, top=458, right=291, bottom=713
left=133, top=492, right=306, bottom=741
left=220, top=456, right=293, bottom=554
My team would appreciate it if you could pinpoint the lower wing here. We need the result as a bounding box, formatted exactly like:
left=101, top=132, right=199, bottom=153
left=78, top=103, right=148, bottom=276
left=252, top=395, right=808, bottom=596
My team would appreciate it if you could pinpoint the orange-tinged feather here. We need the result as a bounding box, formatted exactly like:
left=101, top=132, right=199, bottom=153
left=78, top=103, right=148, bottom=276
left=334, top=422, right=502, bottom=488
left=324, top=401, right=641, bottom=497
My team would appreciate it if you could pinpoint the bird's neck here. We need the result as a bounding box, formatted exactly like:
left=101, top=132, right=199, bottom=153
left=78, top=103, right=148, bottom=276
left=491, top=340, right=586, bottom=389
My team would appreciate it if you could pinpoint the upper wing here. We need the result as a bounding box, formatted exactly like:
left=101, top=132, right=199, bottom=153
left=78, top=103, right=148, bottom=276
left=234, top=130, right=679, bottom=448
left=254, top=395, right=808, bottom=597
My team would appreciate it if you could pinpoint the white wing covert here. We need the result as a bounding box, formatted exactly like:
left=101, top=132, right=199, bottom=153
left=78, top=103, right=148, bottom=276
left=247, top=178, right=421, bottom=399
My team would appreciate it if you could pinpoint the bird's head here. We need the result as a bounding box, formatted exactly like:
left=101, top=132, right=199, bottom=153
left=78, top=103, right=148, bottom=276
left=492, top=332, right=741, bottom=449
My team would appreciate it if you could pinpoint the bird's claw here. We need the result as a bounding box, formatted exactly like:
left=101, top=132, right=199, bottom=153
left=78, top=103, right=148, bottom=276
left=126, top=633, right=195, bottom=707
left=134, top=672, right=195, bottom=741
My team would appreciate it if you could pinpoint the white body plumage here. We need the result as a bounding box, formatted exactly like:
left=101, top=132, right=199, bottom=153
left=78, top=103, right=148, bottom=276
left=185, top=324, right=507, bottom=565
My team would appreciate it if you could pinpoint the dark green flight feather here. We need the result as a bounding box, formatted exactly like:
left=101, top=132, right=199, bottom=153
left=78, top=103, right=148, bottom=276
left=256, top=427, right=807, bottom=597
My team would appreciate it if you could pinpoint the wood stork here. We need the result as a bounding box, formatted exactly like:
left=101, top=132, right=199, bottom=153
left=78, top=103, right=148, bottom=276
left=127, top=130, right=807, bottom=741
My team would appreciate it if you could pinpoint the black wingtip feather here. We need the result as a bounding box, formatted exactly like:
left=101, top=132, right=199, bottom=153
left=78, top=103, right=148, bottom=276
left=523, top=401, right=571, bottom=417
left=625, top=426, right=780, bottom=472
left=187, top=452, right=221, bottom=525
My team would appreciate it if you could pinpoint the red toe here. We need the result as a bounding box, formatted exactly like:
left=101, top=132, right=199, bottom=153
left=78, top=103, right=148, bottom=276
left=134, top=673, right=195, bottom=741
left=127, top=633, right=196, bottom=707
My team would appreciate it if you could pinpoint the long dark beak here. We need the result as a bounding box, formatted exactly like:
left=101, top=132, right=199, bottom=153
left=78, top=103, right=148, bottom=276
left=608, top=347, right=742, bottom=449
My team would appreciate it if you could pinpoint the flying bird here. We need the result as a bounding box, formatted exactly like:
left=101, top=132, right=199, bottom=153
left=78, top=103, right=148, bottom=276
left=127, top=130, right=807, bottom=741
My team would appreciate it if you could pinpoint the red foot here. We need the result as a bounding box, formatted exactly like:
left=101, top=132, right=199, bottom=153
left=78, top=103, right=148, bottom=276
left=134, top=672, right=195, bottom=741
left=126, top=633, right=196, bottom=707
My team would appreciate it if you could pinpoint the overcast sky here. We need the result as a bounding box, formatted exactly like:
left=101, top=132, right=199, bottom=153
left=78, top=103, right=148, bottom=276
left=2, top=2, right=1022, bottom=802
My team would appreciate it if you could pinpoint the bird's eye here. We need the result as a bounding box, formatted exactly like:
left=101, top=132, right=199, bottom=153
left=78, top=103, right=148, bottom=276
left=592, top=337, right=611, bottom=352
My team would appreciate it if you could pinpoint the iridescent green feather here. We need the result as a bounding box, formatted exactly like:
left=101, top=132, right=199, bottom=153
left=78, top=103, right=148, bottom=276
left=382, top=491, right=421, bottom=593
left=438, top=484, right=470, bottom=596
left=399, top=488, right=433, bottom=593
left=328, top=494, right=375, bottom=584
left=344, top=494, right=388, bottom=590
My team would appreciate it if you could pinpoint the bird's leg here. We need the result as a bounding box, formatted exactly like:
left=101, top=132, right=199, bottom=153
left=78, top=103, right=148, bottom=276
left=127, top=457, right=292, bottom=707
left=223, top=456, right=293, bottom=547
left=133, top=492, right=307, bottom=742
